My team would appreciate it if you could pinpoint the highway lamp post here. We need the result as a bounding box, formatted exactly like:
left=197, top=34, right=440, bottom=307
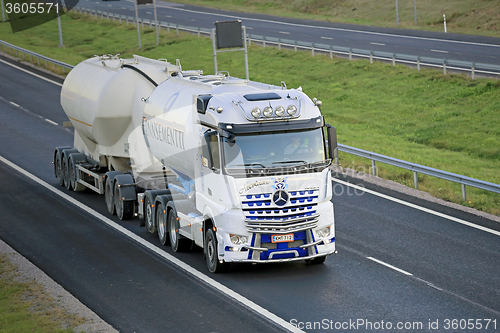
left=153, top=0, right=159, bottom=45
left=395, top=0, right=399, bottom=26
left=57, top=0, right=66, bottom=47
left=134, top=0, right=141, bottom=49
left=2, top=0, right=6, bottom=22
left=414, top=0, right=417, bottom=25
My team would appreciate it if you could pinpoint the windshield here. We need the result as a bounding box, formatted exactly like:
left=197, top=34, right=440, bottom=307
left=223, top=128, right=327, bottom=173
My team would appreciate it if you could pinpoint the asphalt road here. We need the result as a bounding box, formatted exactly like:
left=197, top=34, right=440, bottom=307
left=78, top=0, right=500, bottom=65
left=0, top=55, right=499, bottom=333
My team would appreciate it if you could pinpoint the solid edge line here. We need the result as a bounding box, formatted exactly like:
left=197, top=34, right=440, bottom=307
left=0, top=154, right=304, bottom=333
left=367, top=257, right=413, bottom=276
left=332, top=177, right=500, bottom=237
left=0, top=58, right=63, bottom=87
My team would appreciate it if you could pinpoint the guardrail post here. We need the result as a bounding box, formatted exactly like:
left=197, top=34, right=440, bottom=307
left=413, top=171, right=418, bottom=188
left=417, top=56, right=420, bottom=71
left=392, top=54, right=396, bottom=66
left=371, top=160, right=377, bottom=176
left=149, top=20, right=152, bottom=29
left=330, top=45, right=333, bottom=59
left=263, top=37, right=266, bottom=47
left=176, top=24, right=179, bottom=35
left=197, top=27, right=200, bottom=38
left=461, top=184, right=467, bottom=201
left=278, top=38, right=281, bottom=50
left=294, top=40, right=297, bottom=52
left=443, top=59, right=447, bottom=75
left=312, top=43, right=315, bottom=56
left=471, top=63, right=475, bottom=80
left=370, top=50, right=373, bottom=64
left=142, top=19, right=144, bottom=29
left=349, top=48, right=352, bottom=61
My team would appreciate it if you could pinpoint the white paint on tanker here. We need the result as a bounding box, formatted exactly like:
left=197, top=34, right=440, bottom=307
left=60, top=55, right=179, bottom=162
left=142, top=77, right=212, bottom=182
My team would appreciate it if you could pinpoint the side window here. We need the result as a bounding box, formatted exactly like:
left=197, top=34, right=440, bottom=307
left=202, top=131, right=220, bottom=171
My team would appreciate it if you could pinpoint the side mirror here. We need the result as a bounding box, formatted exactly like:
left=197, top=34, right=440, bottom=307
left=326, top=125, right=338, bottom=161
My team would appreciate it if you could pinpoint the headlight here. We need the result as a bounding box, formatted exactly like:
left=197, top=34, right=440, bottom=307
left=230, top=234, right=248, bottom=245
left=251, top=107, right=261, bottom=118
left=315, top=226, right=331, bottom=238
left=275, top=105, right=285, bottom=116
left=263, top=106, right=273, bottom=117
left=287, top=105, right=298, bottom=116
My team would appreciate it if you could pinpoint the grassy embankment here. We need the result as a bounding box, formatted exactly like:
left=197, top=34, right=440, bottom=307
left=0, top=13, right=499, bottom=219
left=169, top=0, right=500, bottom=37
left=0, top=254, right=85, bottom=332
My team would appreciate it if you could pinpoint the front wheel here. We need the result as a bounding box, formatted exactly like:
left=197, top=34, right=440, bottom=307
left=205, top=228, right=230, bottom=273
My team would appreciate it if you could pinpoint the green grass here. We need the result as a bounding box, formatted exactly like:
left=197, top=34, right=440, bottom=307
left=0, top=13, right=499, bottom=216
left=0, top=254, right=85, bottom=333
left=167, top=0, right=500, bottom=38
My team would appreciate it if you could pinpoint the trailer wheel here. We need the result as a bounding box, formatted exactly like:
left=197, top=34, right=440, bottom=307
left=156, top=201, right=169, bottom=245
left=68, top=153, right=87, bottom=192
left=205, top=228, right=230, bottom=273
left=305, top=256, right=327, bottom=265
left=61, top=149, right=78, bottom=190
left=54, top=147, right=70, bottom=186
left=156, top=201, right=167, bottom=244
left=168, top=209, right=191, bottom=252
left=145, top=195, right=157, bottom=233
left=105, top=177, right=115, bottom=215
left=114, top=184, right=134, bottom=221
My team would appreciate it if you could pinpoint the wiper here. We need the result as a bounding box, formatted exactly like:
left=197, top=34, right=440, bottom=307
left=231, top=163, right=266, bottom=168
left=272, top=160, right=307, bottom=165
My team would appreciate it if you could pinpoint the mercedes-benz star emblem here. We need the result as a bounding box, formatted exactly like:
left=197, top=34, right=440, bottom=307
left=273, top=190, right=289, bottom=206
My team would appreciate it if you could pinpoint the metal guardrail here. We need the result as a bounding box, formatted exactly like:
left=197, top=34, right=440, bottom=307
left=1, top=12, right=499, bottom=202
left=0, top=40, right=74, bottom=73
left=338, top=144, right=500, bottom=201
left=72, top=6, right=500, bottom=79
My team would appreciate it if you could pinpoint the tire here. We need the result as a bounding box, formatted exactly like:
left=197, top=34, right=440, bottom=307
left=205, top=228, right=230, bottom=273
left=157, top=201, right=168, bottom=245
left=145, top=195, right=157, bottom=233
left=168, top=209, right=191, bottom=252
left=69, top=154, right=87, bottom=192
left=305, top=255, right=327, bottom=265
left=63, top=157, right=72, bottom=190
left=105, top=176, right=115, bottom=215
left=114, top=181, right=134, bottom=220
left=54, top=151, right=64, bottom=186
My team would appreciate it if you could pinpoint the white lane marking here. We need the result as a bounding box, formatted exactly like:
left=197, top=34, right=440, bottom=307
left=0, top=59, right=63, bottom=87
left=45, top=119, right=58, bottom=126
left=152, top=4, right=500, bottom=49
left=146, top=11, right=152, bottom=14
left=278, top=31, right=290, bottom=35
left=332, top=178, right=500, bottom=237
left=165, top=15, right=171, bottom=18
left=10, top=101, right=20, bottom=107
left=367, top=257, right=413, bottom=276
left=431, top=49, right=449, bottom=53
left=321, top=36, right=333, bottom=40
left=0, top=154, right=304, bottom=333
left=370, top=42, right=385, bottom=46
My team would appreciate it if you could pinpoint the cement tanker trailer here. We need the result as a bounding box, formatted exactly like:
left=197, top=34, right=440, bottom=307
left=55, top=54, right=338, bottom=272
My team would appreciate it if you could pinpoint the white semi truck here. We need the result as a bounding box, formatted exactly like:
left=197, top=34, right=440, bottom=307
left=55, top=54, right=338, bottom=272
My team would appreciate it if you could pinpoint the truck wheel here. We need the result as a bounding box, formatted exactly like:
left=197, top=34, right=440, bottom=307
left=305, top=256, right=327, bottom=265
left=205, top=228, right=230, bottom=273
left=54, top=147, right=70, bottom=186
left=105, top=177, right=115, bottom=215
left=69, top=153, right=87, bottom=192
left=156, top=201, right=168, bottom=245
left=168, top=209, right=191, bottom=252
left=145, top=195, right=157, bottom=233
left=114, top=182, right=134, bottom=220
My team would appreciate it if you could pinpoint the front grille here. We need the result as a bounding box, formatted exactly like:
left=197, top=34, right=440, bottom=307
left=242, top=189, right=319, bottom=233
